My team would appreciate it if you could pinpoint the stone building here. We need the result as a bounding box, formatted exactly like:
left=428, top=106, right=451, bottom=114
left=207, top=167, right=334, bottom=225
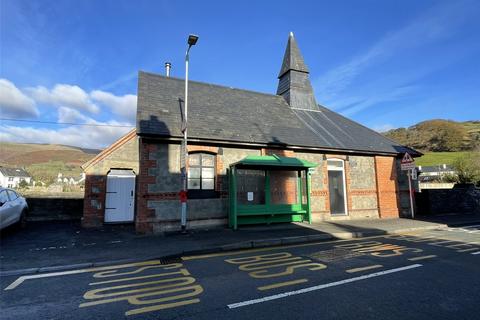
left=82, top=33, right=419, bottom=233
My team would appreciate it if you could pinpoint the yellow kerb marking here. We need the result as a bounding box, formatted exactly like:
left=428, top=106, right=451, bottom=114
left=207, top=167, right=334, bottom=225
left=257, top=279, right=308, bottom=291
left=408, top=255, right=436, bottom=261
left=345, top=265, right=383, bottom=273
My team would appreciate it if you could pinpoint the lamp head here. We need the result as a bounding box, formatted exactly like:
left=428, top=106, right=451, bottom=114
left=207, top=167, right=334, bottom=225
left=187, top=34, right=199, bottom=46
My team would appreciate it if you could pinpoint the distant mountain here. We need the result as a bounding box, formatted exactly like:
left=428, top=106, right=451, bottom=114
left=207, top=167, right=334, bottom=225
left=383, top=120, right=480, bottom=152
left=0, top=142, right=101, bottom=184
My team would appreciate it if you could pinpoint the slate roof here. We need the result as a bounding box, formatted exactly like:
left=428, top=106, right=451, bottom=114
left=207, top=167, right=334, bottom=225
left=278, top=32, right=309, bottom=78
left=136, top=71, right=419, bottom=156
left=0, top=167, right=31, bottom=178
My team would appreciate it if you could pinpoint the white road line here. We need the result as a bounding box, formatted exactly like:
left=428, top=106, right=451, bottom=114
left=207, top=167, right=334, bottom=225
left=227, top=264, right=422, bottom=309
left=4, top=260, right=161, bottom=291
left=408, top=255, right=436, bottom=261
left=472, top=252, right=480, bottom=255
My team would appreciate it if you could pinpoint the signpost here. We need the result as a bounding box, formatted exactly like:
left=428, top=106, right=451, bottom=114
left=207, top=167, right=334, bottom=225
left=401, top=152, right=415, bottom=219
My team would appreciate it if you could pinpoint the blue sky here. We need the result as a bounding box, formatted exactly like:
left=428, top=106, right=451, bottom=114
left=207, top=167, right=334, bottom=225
left=1, top=0, right=479, bottom=149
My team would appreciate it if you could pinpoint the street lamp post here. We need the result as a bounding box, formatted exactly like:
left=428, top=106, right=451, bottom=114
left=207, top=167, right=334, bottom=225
left=180, top=34, right=199, bottom=233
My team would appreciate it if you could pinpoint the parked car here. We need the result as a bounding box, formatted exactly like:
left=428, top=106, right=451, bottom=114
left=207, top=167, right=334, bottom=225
left=0, top=187, right=28, bottom=230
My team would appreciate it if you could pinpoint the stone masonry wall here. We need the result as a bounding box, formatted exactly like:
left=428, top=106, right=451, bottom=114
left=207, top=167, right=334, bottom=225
left=82, top=136, right=139, bottom=228
left=84, top=137, right=139, bottom=175
left=348, top=156, right=379, bottom=219
left=294, top=152, right=326, bottom=220
left=137, top=140, right=260, bottom=233
left=137, top=140, right=402, bottom=233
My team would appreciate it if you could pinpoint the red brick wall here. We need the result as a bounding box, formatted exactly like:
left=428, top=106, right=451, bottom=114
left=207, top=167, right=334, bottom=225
left=262, top=148, right=295, bottom=157
left=135, top=141, right=157, bottom=234
left=82, top=175, right=106, bottom=228
left=261, top=149, right=298, bottom=204
left=375, top=156, right=400, bottom=218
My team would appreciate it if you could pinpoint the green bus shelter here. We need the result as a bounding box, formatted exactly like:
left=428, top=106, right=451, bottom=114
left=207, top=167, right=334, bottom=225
left=228, top=155, right=317, bottom=230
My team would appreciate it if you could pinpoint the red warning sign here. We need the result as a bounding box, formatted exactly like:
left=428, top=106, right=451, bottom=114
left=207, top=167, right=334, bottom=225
left=401, top=152, right=415, bottom=170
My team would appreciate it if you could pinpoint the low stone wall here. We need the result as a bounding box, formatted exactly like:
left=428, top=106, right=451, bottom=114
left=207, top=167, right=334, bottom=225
left=419, top=183, right=455, bottom=190
left=26, top=196, right=84, bottom=221
left=415, top=184, right=480, bottom=215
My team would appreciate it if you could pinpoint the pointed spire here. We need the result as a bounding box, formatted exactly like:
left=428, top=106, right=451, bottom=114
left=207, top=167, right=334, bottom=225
left=278, top=32, right=309, bottom=78
left=276, top=32, right=318, bottom=110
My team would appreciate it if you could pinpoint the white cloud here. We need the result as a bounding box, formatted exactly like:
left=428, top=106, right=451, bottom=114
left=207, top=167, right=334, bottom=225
left=0, top=79, right=39, bottom=118
left=0, top=121, right=133, bottom=149
left=0, top=78, right=137, bottom=148
left=57, top=106, right=91, bottom=123
left=27, top=84, right=99, bottom=114
left=90, top=90, right=137, bottom=122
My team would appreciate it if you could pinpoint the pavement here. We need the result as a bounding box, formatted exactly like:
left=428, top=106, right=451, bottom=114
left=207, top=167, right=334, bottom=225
left=1, top=225, right=479, bottom=319
left=1, top=213, right=479, bottom=276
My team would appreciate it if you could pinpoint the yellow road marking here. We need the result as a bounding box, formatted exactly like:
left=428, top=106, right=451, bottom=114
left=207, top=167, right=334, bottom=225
left=345, top=265, right=383, bottom=273
left=83, top=277, right=196, bottom=300
left=4, top=260, right=161, bottom=291
left=257, top=279, right=308, bottom=291
left=90, top=269, right=191, bottom=286
left=182, top=235, right=385, bottom=261
left=408, top=255, right=436, bottom=261
left=80, top=263, right=204, bottom=316
left=79, top=284, right=203, bottom=309
left=125, top=298, right=200, bottom=316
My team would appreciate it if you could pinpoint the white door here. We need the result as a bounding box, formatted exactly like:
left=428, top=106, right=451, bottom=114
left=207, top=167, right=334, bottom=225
left=105, top=170, right=135, bottom=223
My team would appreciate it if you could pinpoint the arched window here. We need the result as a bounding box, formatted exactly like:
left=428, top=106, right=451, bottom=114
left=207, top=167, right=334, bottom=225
left=188, top=153, right=215, bottom=190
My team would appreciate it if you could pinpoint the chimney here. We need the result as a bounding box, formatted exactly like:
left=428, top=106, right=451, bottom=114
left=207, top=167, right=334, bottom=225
left=165, top=62, right=172, bottom=77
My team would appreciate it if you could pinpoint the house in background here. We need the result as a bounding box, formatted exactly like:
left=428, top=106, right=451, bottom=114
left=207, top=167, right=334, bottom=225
left=57, top=172, right=87, bottom=185
left=0, top=167, right=32, bottom=188
left=417, top=164, right=456, bottom=183
left=81, top=33, right=420, bottom=233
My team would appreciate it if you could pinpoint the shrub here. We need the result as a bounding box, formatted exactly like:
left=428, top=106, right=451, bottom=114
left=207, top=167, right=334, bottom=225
left=452, top=152, right=480, bottom=185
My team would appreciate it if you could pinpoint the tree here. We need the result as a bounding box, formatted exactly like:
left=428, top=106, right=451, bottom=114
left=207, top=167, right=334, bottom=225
left=452, top=152, right=480, bottom=185
left=18, top=179, right=29, bottom=189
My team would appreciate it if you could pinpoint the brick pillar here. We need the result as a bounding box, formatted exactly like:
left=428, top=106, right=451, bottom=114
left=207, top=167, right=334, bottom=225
left=135, top=141, right=156, bottom=234
left=82, top=175, right=106, bottom=228
left=375, top=156, right=400, bottom=218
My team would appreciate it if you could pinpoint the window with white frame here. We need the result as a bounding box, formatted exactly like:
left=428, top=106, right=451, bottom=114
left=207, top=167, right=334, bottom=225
left=188, top=153, right=215, bottom=190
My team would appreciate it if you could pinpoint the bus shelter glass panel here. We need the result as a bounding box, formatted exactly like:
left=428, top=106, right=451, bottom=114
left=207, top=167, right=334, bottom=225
left=236, top=169, right=265, bottom=205
left=301, top=170, right=308, bottom=204
left=270, top=170, right=299, bottom=205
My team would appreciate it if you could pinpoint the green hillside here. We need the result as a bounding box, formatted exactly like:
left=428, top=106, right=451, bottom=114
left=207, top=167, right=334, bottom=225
left=0, top=142, right=99, bottom=185
left=414, top=151, right=471, bottom=166
left=384, top=120, right=480, bottom=152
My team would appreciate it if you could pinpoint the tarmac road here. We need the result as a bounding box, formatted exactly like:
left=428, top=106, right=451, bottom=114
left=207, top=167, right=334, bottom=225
left=1, top=224, right=479, bottom=320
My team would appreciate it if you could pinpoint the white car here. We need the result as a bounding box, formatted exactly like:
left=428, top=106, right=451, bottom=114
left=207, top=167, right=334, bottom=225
left=0, top=188, right=28, bottom=230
